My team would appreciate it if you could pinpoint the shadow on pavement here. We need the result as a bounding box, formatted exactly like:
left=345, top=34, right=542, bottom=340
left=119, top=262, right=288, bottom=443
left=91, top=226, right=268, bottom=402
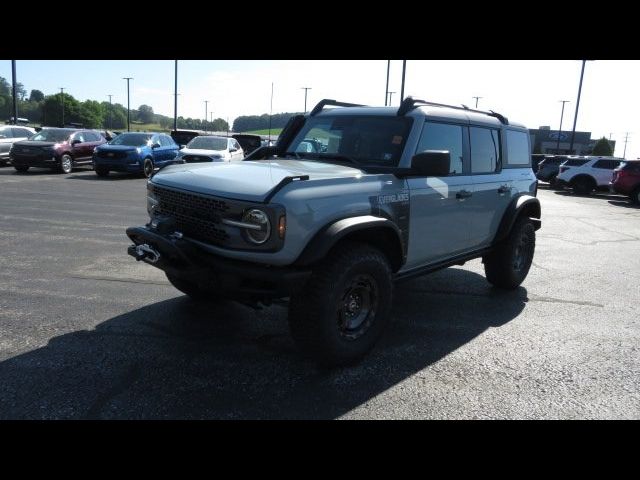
left=67, top=171, right=143, bottom=181
left=0, top=268, right=527, bottom=419
left=608, top=199, right=638, bottom=209
left=553, top=190, right=626, bottom=201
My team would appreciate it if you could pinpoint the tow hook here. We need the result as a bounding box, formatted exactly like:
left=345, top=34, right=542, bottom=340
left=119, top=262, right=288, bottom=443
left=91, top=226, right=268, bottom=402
left=130, top=243, right=160, bottom=263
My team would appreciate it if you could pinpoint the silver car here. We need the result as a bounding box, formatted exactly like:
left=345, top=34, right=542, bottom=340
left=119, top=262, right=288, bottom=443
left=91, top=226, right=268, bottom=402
left=175, top=135, right=244, bottom=164
left=0, top=125, right=36, bottom=165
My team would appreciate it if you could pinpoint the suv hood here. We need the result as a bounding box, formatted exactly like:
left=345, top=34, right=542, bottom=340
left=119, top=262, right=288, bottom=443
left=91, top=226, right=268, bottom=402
left=151, top=159, right=363, bottom=202
left=181, top=147, right=225, bottom=156
left=98, top=144, right=138, bottom=152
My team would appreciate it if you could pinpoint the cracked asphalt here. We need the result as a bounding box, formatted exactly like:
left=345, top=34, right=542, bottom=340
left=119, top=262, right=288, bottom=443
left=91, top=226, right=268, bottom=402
left=0, top=167, right=639, bottom=419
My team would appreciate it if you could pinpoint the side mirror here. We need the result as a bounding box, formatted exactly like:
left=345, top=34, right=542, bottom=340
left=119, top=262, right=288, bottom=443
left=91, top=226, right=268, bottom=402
left=152, top=143, right=161, bottom=149
left=71, top=139, right=82, bottom=145
left=410, top=150, right=451, bottom=176
left=179, top=145, right=185, bottom=150
left=229, top=147, right=237, bottom=153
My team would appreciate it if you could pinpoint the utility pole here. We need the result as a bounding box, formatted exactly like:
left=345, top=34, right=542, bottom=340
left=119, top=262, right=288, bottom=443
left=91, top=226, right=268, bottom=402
left=387, top=91, right=395, bottom=106
left=301, top=87, right=312, bottom=113
left=210, top=112, right=213, bottom=132
left=107, top=95, right=113, bottom=130
left=11, top=60, right=18, bottom=125
left=123, top=77, right=133, bottom=132
left=473, top=96, right=482, bottom=108
left=204, top=100, right=209, bottom=132
left=569, top=60, right=588, bottom=154
left=556, top=100, right=570, bottom=154
left=226, top=117, right=229, bottom=137
left=623, top=132, right=630, bottom=159
left=385, top=60, right=390, bottom=106
left=174, top=60, right=178, bottom=133
left=60, top=87, right=65, bottom=127
left=400, top=60, right=406, bottom=102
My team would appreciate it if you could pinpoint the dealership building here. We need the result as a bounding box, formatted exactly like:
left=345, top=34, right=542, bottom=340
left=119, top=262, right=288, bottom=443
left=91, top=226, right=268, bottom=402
left=529, top=126, right=615, bottom=155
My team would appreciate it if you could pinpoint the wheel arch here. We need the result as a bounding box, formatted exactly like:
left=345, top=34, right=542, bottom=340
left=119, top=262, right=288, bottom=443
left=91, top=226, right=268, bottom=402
left=493, top=195, right=541, bottom=245
left=295, top=216, right=405, bottom=272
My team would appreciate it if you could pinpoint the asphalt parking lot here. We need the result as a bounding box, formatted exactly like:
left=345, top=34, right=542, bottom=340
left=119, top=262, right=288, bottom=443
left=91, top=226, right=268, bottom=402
left=0, top=166, right=639, bottom=419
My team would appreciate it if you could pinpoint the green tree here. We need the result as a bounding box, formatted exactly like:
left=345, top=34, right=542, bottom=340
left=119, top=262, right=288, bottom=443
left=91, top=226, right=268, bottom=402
left=0, top=77, right=10, bottom=96
left=29, top=89, right=45, bottom=102
left=137, top=104, right=154, bottom=124
left=592, top=137, right=613, bottom=156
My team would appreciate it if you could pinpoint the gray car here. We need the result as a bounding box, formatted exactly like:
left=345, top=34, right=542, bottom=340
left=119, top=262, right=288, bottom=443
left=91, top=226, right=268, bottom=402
left=0, top=125, right=36, bottom=165
left=127, top=97, right=541, bottom=366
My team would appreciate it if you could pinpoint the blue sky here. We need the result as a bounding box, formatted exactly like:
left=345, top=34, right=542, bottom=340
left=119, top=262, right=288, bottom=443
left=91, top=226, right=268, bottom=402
left=1, top=60, right=638, bottom=158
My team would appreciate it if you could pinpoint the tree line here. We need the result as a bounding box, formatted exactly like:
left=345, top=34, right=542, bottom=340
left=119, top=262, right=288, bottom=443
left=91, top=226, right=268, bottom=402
left=0, top=76, right=229, bottom=132
left=232, top=112, right=302, bottom=133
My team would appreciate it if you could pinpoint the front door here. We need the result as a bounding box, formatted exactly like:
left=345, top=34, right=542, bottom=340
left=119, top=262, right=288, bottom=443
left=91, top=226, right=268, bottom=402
left=406, top=121, right=474, bottom=269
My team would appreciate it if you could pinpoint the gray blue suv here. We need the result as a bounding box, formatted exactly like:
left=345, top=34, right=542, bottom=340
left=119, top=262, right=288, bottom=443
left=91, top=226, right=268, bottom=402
left=126, top=97, right=541, bottom=366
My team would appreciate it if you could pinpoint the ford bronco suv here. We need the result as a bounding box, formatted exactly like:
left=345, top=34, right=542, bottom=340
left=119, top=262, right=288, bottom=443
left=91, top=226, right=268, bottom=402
left=126, top=97, right=541, bottom=366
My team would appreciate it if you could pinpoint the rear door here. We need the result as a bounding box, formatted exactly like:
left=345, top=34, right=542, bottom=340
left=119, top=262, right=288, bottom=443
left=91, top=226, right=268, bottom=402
left=70, top=132, right=90, bottom=161
left=405, top=120, right=475, bottom=269
left=592, top=159, right=623, bottom=186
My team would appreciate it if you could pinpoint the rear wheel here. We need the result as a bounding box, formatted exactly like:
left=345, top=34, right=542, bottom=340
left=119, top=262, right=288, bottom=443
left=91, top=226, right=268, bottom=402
left=165, top=272, right=217, bottom=302
left=95, top=167, right=109, bottom=177
left=143, top=158, right=154, bottom=178
left=14, top=165, right=29, bottom=173
left=484, top=218, right=536, bottom=290
left=631, top=186, right=640, bottom=205
left=571, top=176, right=594, bottom=195
left=59, top=154, right=73, bottom=174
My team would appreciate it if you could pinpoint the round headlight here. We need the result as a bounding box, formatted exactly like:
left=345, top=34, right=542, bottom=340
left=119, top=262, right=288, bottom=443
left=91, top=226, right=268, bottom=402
left=242, top=209, right=271, bottom=244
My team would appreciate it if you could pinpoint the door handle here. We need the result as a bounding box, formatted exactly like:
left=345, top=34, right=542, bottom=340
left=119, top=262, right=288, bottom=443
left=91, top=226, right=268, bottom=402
left=498, top=185, right=512, bottom=194
left=456, top=190, right=472, bottom=199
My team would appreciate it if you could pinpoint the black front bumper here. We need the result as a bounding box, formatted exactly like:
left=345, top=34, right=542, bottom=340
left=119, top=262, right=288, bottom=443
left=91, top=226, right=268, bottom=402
left=126, top=225, right=311, bottom=300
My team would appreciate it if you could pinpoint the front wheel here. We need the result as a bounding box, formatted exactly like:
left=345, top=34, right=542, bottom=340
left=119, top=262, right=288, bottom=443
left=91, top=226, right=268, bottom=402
left=572, top=177, right=594, bottom=195
left=484, top=218, right=536, bottom=290
left=95, top=167, right=109, bottom=177
left=14, top=165, right=29, bottom=173
left=630, top=186, right=640, bottom=205
left=143, top=158, right=154, bottom=178
left=288, top=242, right=393, bottom=367
left=59, top=154, right=73, bottom=174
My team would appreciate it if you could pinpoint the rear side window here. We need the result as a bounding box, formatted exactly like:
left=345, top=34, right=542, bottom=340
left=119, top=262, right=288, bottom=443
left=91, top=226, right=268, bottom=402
left=470, top=127, right=500, bottom=174
left=505, top=130, right=530, bottom=166
left=565, top=159, right=589, bottom=167
left=0, top=127, right=13, bottom=138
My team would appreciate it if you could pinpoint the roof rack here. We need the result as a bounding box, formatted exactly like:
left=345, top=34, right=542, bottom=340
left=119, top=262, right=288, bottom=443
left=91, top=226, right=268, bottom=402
left=309, top=99, right=366, bottom=116
left=397, top=96, right=509, bottom=125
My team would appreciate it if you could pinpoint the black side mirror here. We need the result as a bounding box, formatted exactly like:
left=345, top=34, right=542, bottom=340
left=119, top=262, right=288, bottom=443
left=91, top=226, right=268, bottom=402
left=229, top=147, right=237, bottom=153
left=410, top=150, right=451, bottom=176
left=152, top=143, right=161, bottom=149
left=71, top=139, right=82, bottom=145
left=179, top=145, right=185, bottom=150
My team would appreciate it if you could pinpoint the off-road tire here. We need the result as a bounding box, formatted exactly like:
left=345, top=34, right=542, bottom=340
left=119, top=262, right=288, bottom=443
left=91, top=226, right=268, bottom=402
left=288, top=242, right=393, bottom=367
left=484, top=218, right=536, bottom=290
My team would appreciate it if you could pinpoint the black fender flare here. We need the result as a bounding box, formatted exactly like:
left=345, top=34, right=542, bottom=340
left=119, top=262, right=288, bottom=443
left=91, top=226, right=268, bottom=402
left=493, top=195, right=541, bottom=244
left=295, top=215, right=405, bottom=269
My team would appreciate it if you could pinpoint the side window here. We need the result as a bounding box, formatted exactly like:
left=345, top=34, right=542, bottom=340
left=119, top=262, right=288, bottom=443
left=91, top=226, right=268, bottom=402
left=470, top=127, right=500, bottom=174
left=415, top=122, right=464, bottom=175
left=13, top=128, right=28, bottom=138
left=84, top=131, right=97, bottom=142
left=0, top=128, right=13, bottom=139
left=158, top=136, right=168, bottom=147
left=593, top=159, right=618, bottom=169
left=166, top=136, right=176, bottom=147
left=505, top=130, right=530, bottom=166
left=74, top=132, right=86, bottom=143
left=233, top=140, right=241, bottom=150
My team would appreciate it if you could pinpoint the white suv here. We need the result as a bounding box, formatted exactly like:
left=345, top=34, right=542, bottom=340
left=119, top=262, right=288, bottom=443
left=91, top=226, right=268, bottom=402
left=556, top=156, right=624, bottom=195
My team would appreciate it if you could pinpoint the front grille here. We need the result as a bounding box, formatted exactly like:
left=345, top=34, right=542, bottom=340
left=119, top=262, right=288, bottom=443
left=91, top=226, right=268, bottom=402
left=153, top=185, right=231, bottom=245
left=97, top=150, right=128, bottom=159
left=182, top=155, right=211, bottom=163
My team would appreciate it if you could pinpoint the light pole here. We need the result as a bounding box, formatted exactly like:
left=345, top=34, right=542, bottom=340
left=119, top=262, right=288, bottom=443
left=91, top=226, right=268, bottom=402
left=60, top=87, right=65, bottom=127
left=385, top=60, right=390, bottom=106
left=400, top=60, right=406, bottom=102
left=569, top=60, right=589, bottom=154
left=107, top=95, right=113, bottom=130
left=173, top=60, right=178, bottom=132
left=268, top=82, right=274, bottom=141
left=556, top=100, right=570, bottom=154
left=473, top=96, right=482, bottom=108
left=301, top=87, right=312, bottom=113
left=204, top=100, right=209, bottom=132
left=210, top=112, right=213, bottom=132
left=11, top=60, right=18, bottom=125
left=123, top=77, right=133, bottom=132
left=387, top=91, right=396, bottom=106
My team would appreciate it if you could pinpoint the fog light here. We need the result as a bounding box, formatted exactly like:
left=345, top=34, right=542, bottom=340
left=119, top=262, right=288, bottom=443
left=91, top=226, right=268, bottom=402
left=278, top=215, right=286, bottom=239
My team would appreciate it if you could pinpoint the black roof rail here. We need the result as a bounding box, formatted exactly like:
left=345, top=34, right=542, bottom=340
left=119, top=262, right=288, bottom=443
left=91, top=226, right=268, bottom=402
left=397, top=96, right=509, bottom=125
left=309, top=99, right=366, bottom=116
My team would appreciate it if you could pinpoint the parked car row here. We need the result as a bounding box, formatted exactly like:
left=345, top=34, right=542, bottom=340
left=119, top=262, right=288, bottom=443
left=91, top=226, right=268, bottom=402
left=534, top=154, right=640, bottom=204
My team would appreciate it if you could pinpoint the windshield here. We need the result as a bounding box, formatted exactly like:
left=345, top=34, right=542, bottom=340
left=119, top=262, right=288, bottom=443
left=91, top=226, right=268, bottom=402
left=29, top=129, right=74, bottom=142
left=187, top=136, right=228, bottom=150
left=108, top=133, right=152, bottom=147
left=287, top=115, right=412, bottom=167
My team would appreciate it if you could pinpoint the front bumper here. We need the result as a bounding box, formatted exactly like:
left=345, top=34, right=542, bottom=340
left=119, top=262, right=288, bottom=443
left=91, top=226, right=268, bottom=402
left=93, top=157, right=143, bottom=173
left=126, top=225, right=310, bottom=300
left=11, top=153, right=59, bottom=168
